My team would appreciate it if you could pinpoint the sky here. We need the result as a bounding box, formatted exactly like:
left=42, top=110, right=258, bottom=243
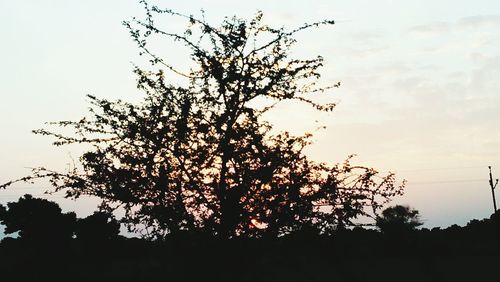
left=1, top=0, right=500, bottom=234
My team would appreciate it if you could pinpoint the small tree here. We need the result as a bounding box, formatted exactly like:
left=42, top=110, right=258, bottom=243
left=376, top=205, right=422, bottom=235
left=1, top=2, right=404, bottom=239
left=75, top=211, right=121, bottom=242
left=0, top=194, right=76, bottom=241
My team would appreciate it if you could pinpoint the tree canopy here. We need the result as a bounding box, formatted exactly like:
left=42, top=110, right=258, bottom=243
left=0, top=194, right=76, bottom=241
left=1, top=2, right=404, bottom=239
left=75, top=211, right=121, bottom=242
left=376, top=205, right=422, bottom=234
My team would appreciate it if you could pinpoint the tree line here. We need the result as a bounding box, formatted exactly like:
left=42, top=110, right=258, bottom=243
left=1, top=194, right=500, bottom=282
left=0, top=194, right=120, bottom=242
left=0, top=193, right=423, bottom=241
left=3, top=193, right=498, bottom=244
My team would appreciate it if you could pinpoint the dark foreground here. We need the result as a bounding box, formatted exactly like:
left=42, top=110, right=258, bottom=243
left=1, top=226, right=499, bottom=282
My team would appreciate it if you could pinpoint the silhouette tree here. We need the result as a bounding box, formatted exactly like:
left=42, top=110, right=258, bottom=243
left=0, top=194, right=76, bottom=241
left=1, top=2, right=404, bottom=239
left=488, top=211, right=500, bottom=239
left=376, top=205, right=422, bottom=235
left=75, top=211, right=121, bottom=242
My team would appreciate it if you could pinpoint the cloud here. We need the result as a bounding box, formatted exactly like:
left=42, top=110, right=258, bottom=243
left=409, top=22, right=450, bottom=36
left=457, top=15, right=500, bottom=28
left=341, top=46, right=389, bottom=59
left=409, top=14, right=500, bottom=36
left=349, top=30, right=384, bottom=42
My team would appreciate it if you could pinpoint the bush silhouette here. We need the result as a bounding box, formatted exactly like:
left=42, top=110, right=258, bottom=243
left=0, top=194, right=76, bottom=241
left=75, top=211, right=120, bottom=242
left=376, top=205, right=422, bottom=235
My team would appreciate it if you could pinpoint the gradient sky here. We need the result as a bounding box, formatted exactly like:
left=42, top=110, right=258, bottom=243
left=1, top=0, right=500, bottom=234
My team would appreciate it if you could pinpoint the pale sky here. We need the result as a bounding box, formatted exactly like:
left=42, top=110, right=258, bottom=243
left=1, top=0, right=500, bottom=233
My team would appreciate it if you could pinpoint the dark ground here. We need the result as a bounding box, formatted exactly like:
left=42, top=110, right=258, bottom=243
left=1, top=226, right=499, bottom=282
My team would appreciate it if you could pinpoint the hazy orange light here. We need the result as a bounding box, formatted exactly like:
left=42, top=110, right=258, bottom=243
left=250, top=218, right=268, bottom=229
